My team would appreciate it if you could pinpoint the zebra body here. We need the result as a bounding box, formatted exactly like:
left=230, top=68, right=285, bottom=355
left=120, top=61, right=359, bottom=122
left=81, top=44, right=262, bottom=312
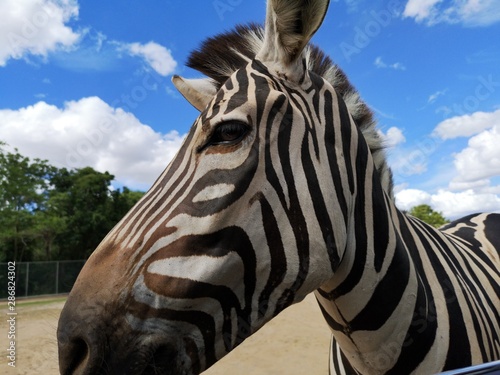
left=324, top=211, right=500, bottom=374
left=57, top=0, right=500, bottom=374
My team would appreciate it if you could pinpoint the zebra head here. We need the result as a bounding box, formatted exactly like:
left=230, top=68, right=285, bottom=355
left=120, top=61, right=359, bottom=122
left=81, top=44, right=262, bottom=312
left=58, top=0, right=388, bottom=374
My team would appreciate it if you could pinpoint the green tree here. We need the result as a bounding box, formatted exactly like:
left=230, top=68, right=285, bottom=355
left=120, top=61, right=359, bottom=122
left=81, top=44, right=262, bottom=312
left=50, top=167, right=144, bottom=259
left=32, top=203, right=67, bottom=261
left=409, top=204, right=449, bottom=228
left=110, top=186, right=145, bottom=223
left=50, top=167, right=116, bottom=259
left=0, top=143, right=145, bottom=262
left=0, top=144, right=57, bottom=261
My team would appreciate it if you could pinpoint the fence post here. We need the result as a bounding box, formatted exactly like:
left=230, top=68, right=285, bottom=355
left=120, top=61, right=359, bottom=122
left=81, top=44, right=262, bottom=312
left=25, top=262, right=29, bottom=297
left=55, top=261, right=59, bottom=295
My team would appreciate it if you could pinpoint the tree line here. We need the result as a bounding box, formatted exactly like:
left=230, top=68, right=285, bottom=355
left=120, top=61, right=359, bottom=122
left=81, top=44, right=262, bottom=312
left=0, top=143, right=144, bottom=262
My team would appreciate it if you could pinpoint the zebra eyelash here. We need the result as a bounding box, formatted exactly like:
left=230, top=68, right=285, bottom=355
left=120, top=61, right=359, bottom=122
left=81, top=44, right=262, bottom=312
left=197, top=120, right=251, bottom=152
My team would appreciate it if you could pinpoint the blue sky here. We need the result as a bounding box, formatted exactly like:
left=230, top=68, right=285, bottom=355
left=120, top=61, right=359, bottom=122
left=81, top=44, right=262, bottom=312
left=1, top=0, right=500, bottom=219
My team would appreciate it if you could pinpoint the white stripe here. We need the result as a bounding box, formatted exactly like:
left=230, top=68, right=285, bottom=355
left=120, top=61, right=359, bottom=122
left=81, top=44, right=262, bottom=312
left=148, top=252, right=245, bottom=307
left=192, top=183, right=235, bottom=203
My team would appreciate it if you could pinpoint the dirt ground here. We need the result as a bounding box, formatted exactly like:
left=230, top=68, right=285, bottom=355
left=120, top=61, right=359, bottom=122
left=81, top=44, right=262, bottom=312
left=0, top=294, right=331, bottom=374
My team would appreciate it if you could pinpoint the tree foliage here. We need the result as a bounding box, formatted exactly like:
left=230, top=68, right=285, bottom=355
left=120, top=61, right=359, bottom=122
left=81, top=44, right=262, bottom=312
left=0, top=143, right=144, bottom=262
left=409, top=204, right=449, bottom=228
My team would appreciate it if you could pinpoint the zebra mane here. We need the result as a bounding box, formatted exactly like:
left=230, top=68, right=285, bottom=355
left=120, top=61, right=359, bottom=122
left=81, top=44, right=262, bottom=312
left=187, top=24, right=394, bottom=199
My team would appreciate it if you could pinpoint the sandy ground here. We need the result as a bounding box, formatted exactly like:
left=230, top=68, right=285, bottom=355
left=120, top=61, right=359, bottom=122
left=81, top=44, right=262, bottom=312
left=0, top=294, right=331, bottom=374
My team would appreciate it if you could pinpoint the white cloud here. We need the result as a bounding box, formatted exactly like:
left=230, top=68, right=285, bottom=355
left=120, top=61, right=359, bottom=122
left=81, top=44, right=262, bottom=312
left=0, top=97, right=186, bottom=190
left=0, top=0, right=178, bottom=76
left=453, top=124, right=500, bottom=182
left=374, top=57, right=406, bottom=71
left=0, top=0, right=80, bottom=66
left=393, top=183, right=409, bottom=194
left=403, top=0, right=500, bottom=26
left=403, top=0, right=443, bottom=22
left=395, top=109, right=500, bottom=219
left=396, top=188, right=500, bottom=219
left=448, top=178, right=491, bottom=191
left=374, top=57, right=385, bottom=68
left=431, top=189, right=500, bottom=219
left=379, top=127, right=406, bottom=148
left=433, top=109, right=500, bottom=139
left=428, top=89, right=448, bottom=104
left=393, top=110, right=500, bottom=220
left=395, top=189, right=432, bottom=210
left=126, top=41, right=177, bottom=76
left=44, top=30, right=179, bottom=75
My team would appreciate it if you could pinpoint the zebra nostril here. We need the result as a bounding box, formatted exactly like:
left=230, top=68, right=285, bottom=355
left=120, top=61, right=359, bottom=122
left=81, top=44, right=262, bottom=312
left=72, top=338, right=90, bottom=372
left=142, top=343, right=177, bottom=375
left=59, top=337, right=90, bottom=375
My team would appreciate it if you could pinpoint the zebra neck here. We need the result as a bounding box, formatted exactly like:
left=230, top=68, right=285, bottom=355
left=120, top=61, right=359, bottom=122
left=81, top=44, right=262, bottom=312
left=314, top=183, right=424, bottom=373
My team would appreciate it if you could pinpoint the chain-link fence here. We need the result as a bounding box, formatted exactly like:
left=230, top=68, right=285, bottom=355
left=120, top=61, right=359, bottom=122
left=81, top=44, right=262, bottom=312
left=0, top=260, right=86, bottom=299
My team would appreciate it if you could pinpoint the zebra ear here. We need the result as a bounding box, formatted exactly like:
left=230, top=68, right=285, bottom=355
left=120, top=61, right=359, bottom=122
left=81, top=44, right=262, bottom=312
left=172, top=76, right=218, bottom=112
left=258, top=0, right=330, bottom=66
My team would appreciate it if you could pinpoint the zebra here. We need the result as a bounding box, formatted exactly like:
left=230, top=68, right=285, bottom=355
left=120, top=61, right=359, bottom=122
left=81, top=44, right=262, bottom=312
left=57, top=0, right=500, bottom=374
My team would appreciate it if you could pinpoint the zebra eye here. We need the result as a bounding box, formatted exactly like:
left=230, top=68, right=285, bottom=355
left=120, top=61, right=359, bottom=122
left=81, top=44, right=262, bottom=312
left=209, top=121, right=249, bottom=146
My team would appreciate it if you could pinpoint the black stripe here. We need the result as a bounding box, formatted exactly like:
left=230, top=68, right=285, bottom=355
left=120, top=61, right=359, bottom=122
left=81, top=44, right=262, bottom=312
left=484, top=214, right=500, bottom=259
left=286, top=84, right=320, bottom=160
left=129, top=128, right=198, bottom=259
left=420, top=221, right=498, bottom=362
left=274, top=101, right=310, bottom=313
left=349, top=234, right=410, bottom=331
left=389, top=216, right=438, bottom=373
left=338, top=93, right=355, bottom=195
left=329, top=117, right=369, bottom=299
left=255, top=194, right=287, bottom=319
left=178, top=144, right=259, bottom=217
left=372, top=170, right=390, bottom=272
left=300, top=116, right=341, bottom=270
left=323, top=90, right=348, bottom=229
left=250, top=71, right=272, bottom=126
left=224, top=68, right=250, bottom=114
left=412, top=218, right=472, bottom=369
left=316, top=300, right=344, bottom=332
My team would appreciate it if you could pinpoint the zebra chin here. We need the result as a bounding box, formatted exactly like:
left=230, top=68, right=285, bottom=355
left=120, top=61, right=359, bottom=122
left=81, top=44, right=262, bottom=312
left=58, top=344, right=196, bottom=375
